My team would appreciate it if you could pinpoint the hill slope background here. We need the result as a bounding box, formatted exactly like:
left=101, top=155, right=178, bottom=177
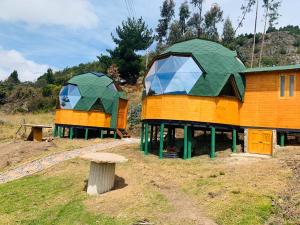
left=1, top=27, right=300, bottom=128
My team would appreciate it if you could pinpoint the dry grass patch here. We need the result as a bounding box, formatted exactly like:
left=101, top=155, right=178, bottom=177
left=0, top=112, right=53, bottom=142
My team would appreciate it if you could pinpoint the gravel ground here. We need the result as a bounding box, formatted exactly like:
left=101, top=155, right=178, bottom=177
left=0, top=138, right=139, bottom=184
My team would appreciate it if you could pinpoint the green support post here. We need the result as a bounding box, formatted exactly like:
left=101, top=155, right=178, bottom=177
left=280, top=133, right=285, bottom=147
left=150, top=125, right=153, bottom=150
left=210, top=127, right=216, bottom=159
left=144, top=123, right=149, bottom=155
left=53, top=125, right=58, bottom=137
left=159, top=123, right=164, bottom=159
left=59, top=126, right=63, bottom=138
left=85, top=128, right=89, bottom=140
left=69, top=127, right=74, bottom=140
left=232, top=129, right=237, bottom=153
left=114, top=130, right=117, bottom=139
left=140, top=123, right=144, bottom=151
left=100, top=129, right=104, bottom=139
left=187, top=126, right=192, bottom=159
left=183, top=125, right=188, bottom=160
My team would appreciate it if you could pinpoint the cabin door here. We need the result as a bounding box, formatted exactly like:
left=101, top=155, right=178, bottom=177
left=248, top=129, right=273, bottom=155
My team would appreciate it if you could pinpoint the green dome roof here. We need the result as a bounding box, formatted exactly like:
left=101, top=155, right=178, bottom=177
left=161, top=39, right=246, bottom=100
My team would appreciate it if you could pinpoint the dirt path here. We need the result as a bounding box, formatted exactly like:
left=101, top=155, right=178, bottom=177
left=159, top=185, right=217, bottom=225
left=0, top=138, right=139, bottom=184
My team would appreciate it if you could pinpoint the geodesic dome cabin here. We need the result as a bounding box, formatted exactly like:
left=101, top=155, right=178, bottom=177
left=141, top=39, right=246, bottom=159
left=54, top=72, right=129, bottom=139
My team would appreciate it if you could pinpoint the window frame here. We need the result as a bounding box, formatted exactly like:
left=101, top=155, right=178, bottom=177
left=289, top=75, right=295, bottom=97
left=279, top=75, right=285, bottom=98
left=279, top=74, right=296, bottom=99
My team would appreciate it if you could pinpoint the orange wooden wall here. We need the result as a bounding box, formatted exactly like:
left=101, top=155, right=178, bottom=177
left=240, top=71, right=300, bottom=129
left=142, top=71, right=300, bottom=130
left=55, top=99, right=128, bottom=129
left=142, top=95, right=241, bottom=126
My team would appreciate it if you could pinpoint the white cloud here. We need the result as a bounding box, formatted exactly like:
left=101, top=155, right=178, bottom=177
left=0, top=0, right=99, bottom=29
left=0, top=48, right=51, bottom=81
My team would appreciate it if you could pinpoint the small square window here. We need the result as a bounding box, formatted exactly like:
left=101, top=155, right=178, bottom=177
left=280, top=75, right=285, bottom=97
left=289, top=75, right=295, bottom=97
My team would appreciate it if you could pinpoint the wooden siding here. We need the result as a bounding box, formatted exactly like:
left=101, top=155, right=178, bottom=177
left=117, top=99, right=129, bottom=130
left=55, top=109, right=111, bottom=128
left=142, top=95, right=241, bottom=125
left=240, top=71, right=300, bottom=129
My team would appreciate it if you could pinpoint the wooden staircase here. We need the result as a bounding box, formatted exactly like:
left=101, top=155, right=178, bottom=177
left=116, top=129, right=131, bottom=139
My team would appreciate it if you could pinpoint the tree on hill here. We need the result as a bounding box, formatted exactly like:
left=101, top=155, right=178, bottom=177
left=45, top=68, right=54, bottom=84
left=259, top=0, right=281, bottom=66
left=99, top=17, right=153, bottom=84
left=179, top=1, right=190, bottom=35
left=222, top=17, right=235, bottom=47
left=6, top=70, right=20, bottom=85
left=156, top=0, right=175, bottom=46
left=189, top=0, right=205, bottom=37
left=203, top=4, right=223, bottom=41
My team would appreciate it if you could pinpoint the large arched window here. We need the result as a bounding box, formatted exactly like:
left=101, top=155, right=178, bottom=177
left=145, top=55, right=203, bottom=95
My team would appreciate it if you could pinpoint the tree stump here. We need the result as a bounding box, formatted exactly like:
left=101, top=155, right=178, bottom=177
left=81, top=152, right=128, bottom=195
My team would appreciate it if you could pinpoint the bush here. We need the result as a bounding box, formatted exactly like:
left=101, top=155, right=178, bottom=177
left=293, top=39, right=300, bottom=47
left=261, top=56, right=280, bottom=66
left=279, top=47, right=287, bottom=55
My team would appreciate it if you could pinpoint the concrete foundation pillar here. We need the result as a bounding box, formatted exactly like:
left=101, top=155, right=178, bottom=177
left=87, top=162, right=115, bottom=195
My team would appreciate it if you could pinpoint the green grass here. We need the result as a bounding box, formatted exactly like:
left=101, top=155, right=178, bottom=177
left=216, top=194, right=273, bottom=225
left=0, top=175, right=126, bottom=225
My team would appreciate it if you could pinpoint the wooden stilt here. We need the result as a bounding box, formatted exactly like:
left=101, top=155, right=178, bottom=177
left=188, top=126, right=192, bottom=159
left=69, top=127, right=74, bottom=140
left=232, top=129, right=237, bottom=153
left=140, top=123, right=144, bottom=151
left=159, top=123, right=164, bottom=159
left=144, top=123, right=149, bottom=155
left=184, top=125, right=188, bottom=160
left=85, top=128, right=89, bottom=140
left=210, top=127, right=216, bottom=159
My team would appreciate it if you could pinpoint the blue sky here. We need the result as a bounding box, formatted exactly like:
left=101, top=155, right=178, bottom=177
left=0, top=0, right=299, bottom=81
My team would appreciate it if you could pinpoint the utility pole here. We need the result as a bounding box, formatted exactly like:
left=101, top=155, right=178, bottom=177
left=251, top=0, right=259, bottom=68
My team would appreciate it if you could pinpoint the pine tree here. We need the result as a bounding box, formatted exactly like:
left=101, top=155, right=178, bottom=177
left=222, top=17, right=235, bottom=47
left=6, top=70, right=20, bottom=85
left=45, top=68, right=54, bottom=84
